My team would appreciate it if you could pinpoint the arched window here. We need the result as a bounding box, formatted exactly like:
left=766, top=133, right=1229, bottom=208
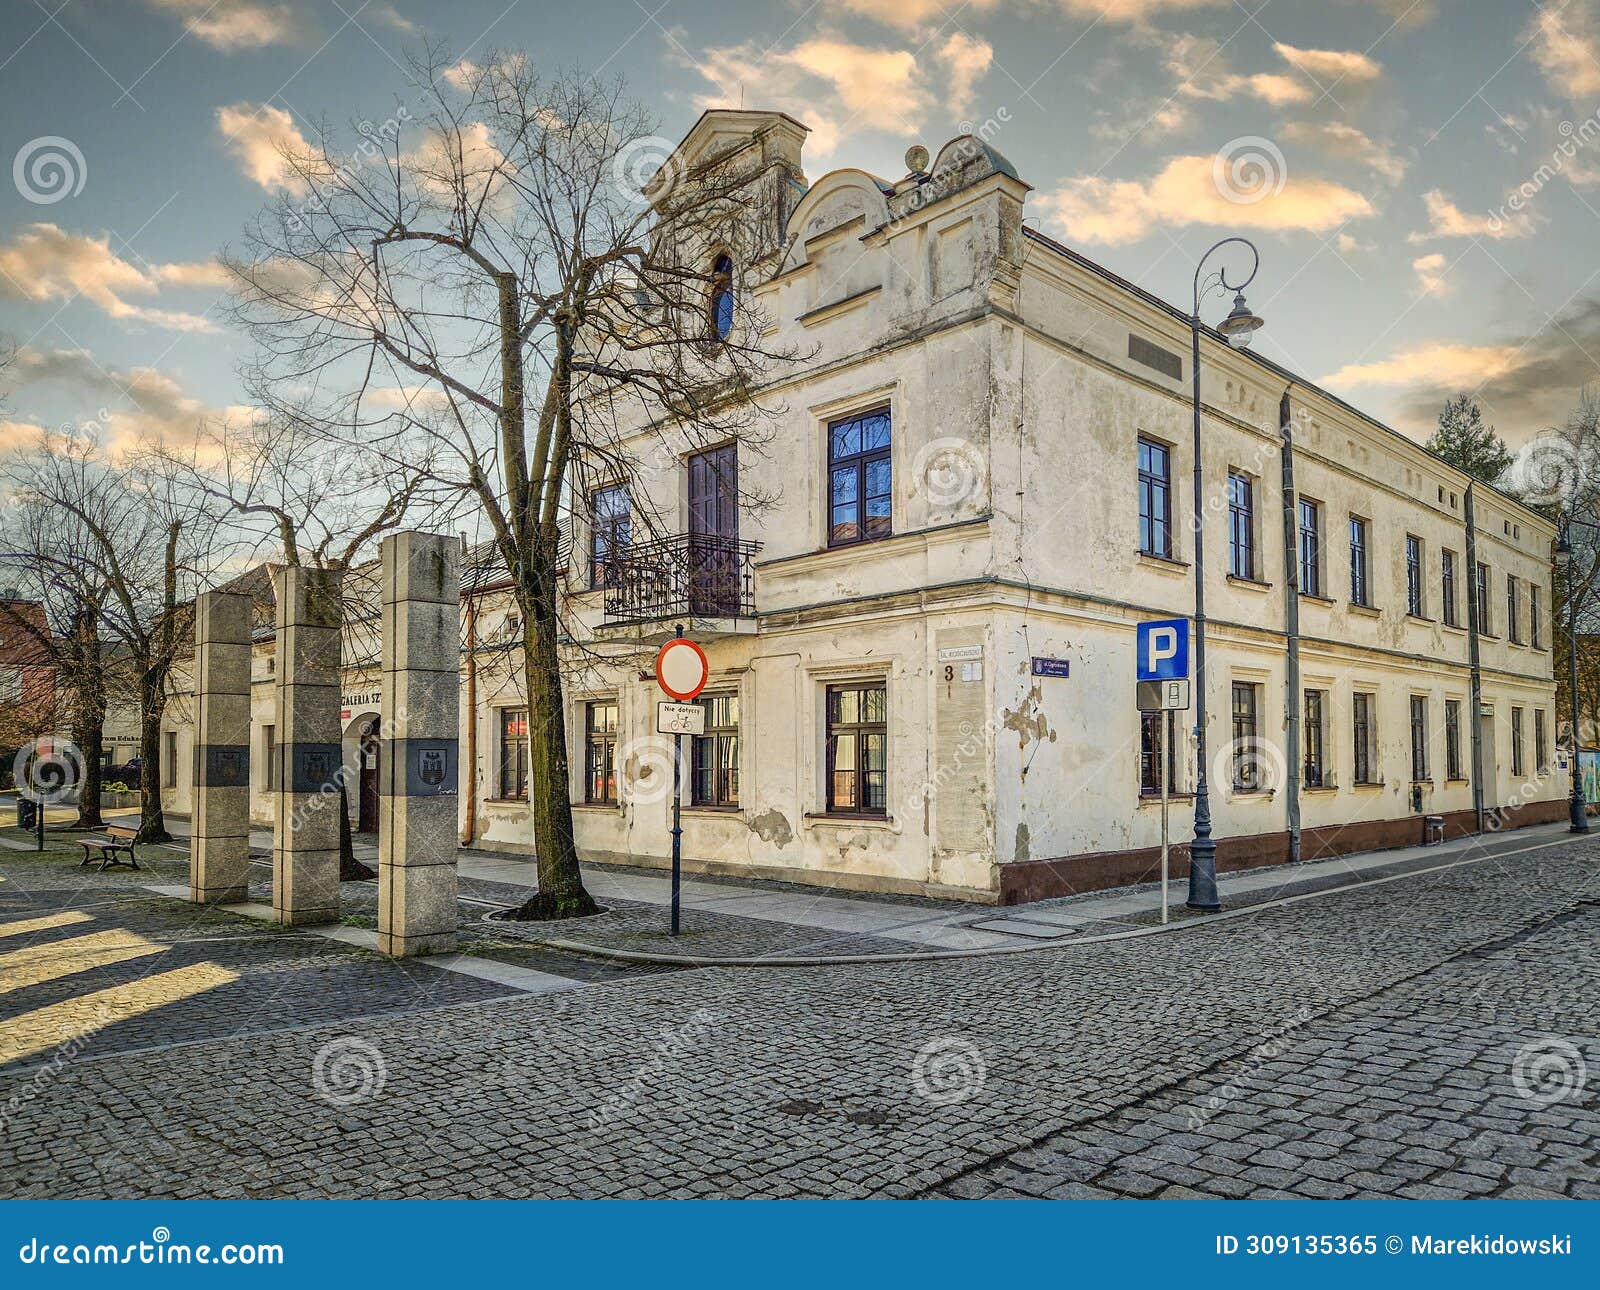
left=710, top=253, right=734, bottom=340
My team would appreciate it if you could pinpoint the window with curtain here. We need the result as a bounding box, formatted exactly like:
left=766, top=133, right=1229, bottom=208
left=499, top=707, right=529, bottom=800
left=690, top=693, right=740, bottom=808
left=585, top=701, right=619, bottom=804
left=825, top=683, right=887, bottom=814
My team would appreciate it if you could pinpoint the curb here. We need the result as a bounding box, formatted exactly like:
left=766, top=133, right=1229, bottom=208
left=510, top=832, right=1592, bottom=968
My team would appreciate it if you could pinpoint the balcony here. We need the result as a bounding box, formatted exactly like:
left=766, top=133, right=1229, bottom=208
left=598, top=533, right=760, bottom=640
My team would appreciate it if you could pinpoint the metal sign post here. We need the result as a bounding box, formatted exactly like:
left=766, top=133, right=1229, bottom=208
left=655, top=629, right=709, bottom=937
left=1137, top=673, right=1192, bottom=926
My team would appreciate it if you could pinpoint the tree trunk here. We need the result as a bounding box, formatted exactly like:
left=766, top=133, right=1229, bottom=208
left=71, top=718, right=104, bottom=830
left=511, top=554, right=597, bottom=920
left=136, top=668, right=170, bottom=844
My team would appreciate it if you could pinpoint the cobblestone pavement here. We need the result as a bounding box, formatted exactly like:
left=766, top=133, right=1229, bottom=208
left=2, top=828, right=1597, bottom=1198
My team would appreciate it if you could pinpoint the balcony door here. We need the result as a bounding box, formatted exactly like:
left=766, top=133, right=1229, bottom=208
left=687, top=444, right=739, bottom=616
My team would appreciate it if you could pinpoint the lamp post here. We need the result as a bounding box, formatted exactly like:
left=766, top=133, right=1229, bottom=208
left=1556, top=526, right=1590, bottom=834
left=1187, top=238, right=1265, bottom=910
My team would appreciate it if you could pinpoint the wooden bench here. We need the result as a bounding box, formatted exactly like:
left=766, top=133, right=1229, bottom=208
left=78, top=825, right=141, bottom=872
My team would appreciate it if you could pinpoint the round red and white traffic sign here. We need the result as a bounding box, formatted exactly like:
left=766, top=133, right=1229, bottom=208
left=655, top=637, right=709, bottom=701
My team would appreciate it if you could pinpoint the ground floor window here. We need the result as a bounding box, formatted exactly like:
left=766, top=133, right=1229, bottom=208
left=1410, top=695, right=1429, bottom=782
left=1511, top=706, right=1525, bottom=777
left=499, top=707, right=529, bottom=801
left=691, top=693, right=740, bottom=807
left=1352, top=693, right=1375, bottom=785
left=1138, top=711, right=1179, bottom=796
left=1445, top=699, right=1462, bottom=781
left=263, top=724, right=278, bottom=791
left=1231, top=682, right=1260, bottom=791
left=1536, top=709, right=1549, bottom=775
left=163, top=730, right=178, bottom=789
left=585, top=700, right=619, bottom=804
left=1303, top=690, right=1326, bottom=788
left=825, top=682, right=887, bottom=814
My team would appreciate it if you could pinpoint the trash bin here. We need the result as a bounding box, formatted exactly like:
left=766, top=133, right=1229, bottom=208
left=16, top=797, right=37, bottom=830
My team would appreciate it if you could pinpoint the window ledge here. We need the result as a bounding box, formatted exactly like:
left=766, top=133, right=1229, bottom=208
left=681, top=806, right=742, bottom=816
left=1227, top=789, right=1276, bottom=802
left=1137, top=792, right=1194, bottom=804
left=572, top=801, right=621, bottom=811
left=1301, top=785, right=1338, bottom=794
left=1226, top=575, right=1271, bottom=591
left=1441, top=621, right=1466, bottom=633
left=805, top=811, right=896, bottom=828
left=1406, top=613, right=1435, bottom=624
left=485, top=797, right=530, bottom=806
left=1299, top=592, right=1335, bottom=606
left=1137, top=551, right=1189, bottom=573
left=1348, top=602, right=1381, bottom=618
left=1445, top=778, right=1471, bottom=786
left=1351, top=780, right=1385, bottom=790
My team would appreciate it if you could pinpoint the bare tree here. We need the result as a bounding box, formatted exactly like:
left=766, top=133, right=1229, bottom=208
left=227, top=50, right=799, bottom=918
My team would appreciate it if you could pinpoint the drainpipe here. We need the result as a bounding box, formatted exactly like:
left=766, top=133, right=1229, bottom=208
left=1278, top=388, right=1301, bottom=863
left=460, top=537, right=478, bottom=847
left=1465, top=485, right=1485, bottom=833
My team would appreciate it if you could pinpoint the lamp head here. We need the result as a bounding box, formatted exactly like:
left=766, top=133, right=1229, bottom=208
left=1218, top=291, right=1265, bottom=349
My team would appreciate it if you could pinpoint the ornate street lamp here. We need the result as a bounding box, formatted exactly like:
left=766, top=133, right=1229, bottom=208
left=1556, top=526, right=1590, bottom=834
left=1187, top=238, right=1264, bottom=910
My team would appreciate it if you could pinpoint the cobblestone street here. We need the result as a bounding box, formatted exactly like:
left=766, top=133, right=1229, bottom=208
left=2, top=829, right=1597, bottom=1198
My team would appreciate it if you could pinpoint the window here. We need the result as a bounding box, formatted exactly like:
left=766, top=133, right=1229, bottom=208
left=1298, top=498, right=1321, bottom=596
left=1445, top=699, right=1462, bottom=781
left=710, top=253, right=734, bottom=340
left=828, top=408, right=892, bottom=547
left=1410, top=695, right=1429, bottom=782
left=1506, top=576, right=1521, bottom=644
left=264, top=724, right=278, bottom=791
left=1441, top=550, right=1459, bottom=627
left=499, top=708, right=529, bottom=801
left=1228, top=471, right=1255, bottom=579
left=825, top=683, right=888, bottom=814
left=1349, top=517, right=1369, bottom=605
left=1512, top=706, right=1526, bottom=777
left=1353, top=693, right=1375, bottom=785
left=1303, top=689, right=1325, bottom=788
left=1139, top=711, right=1177, bottom=796
left=1231, top=681, right=1260, bottom=791
left=0, top=666, right=20, bottom=704
left=1476, top=562, right=1491, bottom=634
left=1138, top=438, right=1172, bottom=559
left=1531, top=583, right=1543, bottom=649
left=1405, top=534, right=1424, bottom=616
left=584, top=700, right=619, bottom=804
left=163, top=730, right=178, bottom=789
left=1536, top=709, right=1549, bottom=774
left=690, top=693, right=740, bottom=808
left=589, top=484, right=630, bottom=589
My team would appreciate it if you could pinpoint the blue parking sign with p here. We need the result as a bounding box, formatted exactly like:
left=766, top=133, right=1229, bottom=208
left=1137, top=618, right=1189, bottom=682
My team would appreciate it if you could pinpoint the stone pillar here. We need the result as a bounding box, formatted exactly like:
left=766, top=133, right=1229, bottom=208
left=272, top=566, right=343, bottom=926
left=377, top=531, right=461, bottom=957
left=190, top=590, right=252, bottom=904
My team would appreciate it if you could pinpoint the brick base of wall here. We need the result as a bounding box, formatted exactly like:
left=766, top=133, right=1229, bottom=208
left=998, top=797, right=1573, bottom=906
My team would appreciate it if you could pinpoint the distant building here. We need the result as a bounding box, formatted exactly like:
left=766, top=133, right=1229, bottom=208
left=0, top=596, right=57, bottom=778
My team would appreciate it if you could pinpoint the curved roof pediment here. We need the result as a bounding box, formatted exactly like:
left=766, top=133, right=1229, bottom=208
left=780, top=169, right=892, bottom=272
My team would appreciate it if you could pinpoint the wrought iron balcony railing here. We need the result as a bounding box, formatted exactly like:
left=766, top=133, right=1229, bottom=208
left=600, top=533, right=760, bottom=626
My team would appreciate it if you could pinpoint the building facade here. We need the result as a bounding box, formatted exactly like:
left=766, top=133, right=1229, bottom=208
left=158, top=110, right=1562, bottom=904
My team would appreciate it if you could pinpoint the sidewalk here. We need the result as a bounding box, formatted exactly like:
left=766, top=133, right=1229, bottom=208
left=123, top=811, right=1580, bottom=964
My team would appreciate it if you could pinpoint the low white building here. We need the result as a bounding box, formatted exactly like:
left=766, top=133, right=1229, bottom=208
left=159, top=109, right=1562, bottom=904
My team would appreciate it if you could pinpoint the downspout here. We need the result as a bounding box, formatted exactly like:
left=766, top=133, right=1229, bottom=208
left=460, top=538, right=479, bottom=848
left=1465, top=485, right=1485, bottom=833
left=1278, top=388, right=1300, bottom=863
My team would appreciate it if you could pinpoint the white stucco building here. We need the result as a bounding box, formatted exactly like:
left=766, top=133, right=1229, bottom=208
left=159, top=109, right=1562, bottom=904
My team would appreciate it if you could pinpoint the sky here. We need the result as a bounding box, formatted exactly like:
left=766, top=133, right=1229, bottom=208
left=1, top=0, right=1598, bottom=458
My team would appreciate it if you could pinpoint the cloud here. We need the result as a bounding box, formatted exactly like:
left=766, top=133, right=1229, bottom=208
left=1282, top=121, right=1407, bottom=182
left=0, top=224, right=220, bottom=331
left=1271, top=42, right=1382, bottom=86
left=144, top=0, right=293, bottom=50
left=1409, top=188, right=1537, bottom=240
left=818, top=0, right=1005, bottom=33
left=1321, top=300, right=1600, bottom=443
left=217, top=103, right=314, bottom=195
left=1525, top=2, right=1600, bottom=100
left=1164, top=35, right=1382, bottom=108
left=688, top=33, right=974, bottom=157
left=1037, top=154, right=1373, bottom=245
left=1336, top=232, right=1374, bottom=253
left=1411, top=252, right=1448, bottom=295
left=4, top=347, right=221, bottom=452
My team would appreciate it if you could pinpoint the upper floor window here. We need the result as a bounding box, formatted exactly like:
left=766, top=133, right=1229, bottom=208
left=1442, top=549, right=1459, bottom=627
left=589, top=484, right=630, bottom=590
left=828, top=407, right=892, bottom=547
left=1405, top=534, right=1424, bottom=617
left=1227, top=470, right=1255, bottom=579
left=710, top=253, right=734, bottom=341
left=1531, top=583, right=1543, bottom=649
left=1138, top=438, right=1172, bottom=559
left=1298, top=498, right=1321, bottom=597
left=0, top=666, right=20, bottom=704
left=1507, top=575, right=1522, bottom=644
left=1349, top=516, right=1369, bottom=606
left=1476, top=562, right=1491, bottom=634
